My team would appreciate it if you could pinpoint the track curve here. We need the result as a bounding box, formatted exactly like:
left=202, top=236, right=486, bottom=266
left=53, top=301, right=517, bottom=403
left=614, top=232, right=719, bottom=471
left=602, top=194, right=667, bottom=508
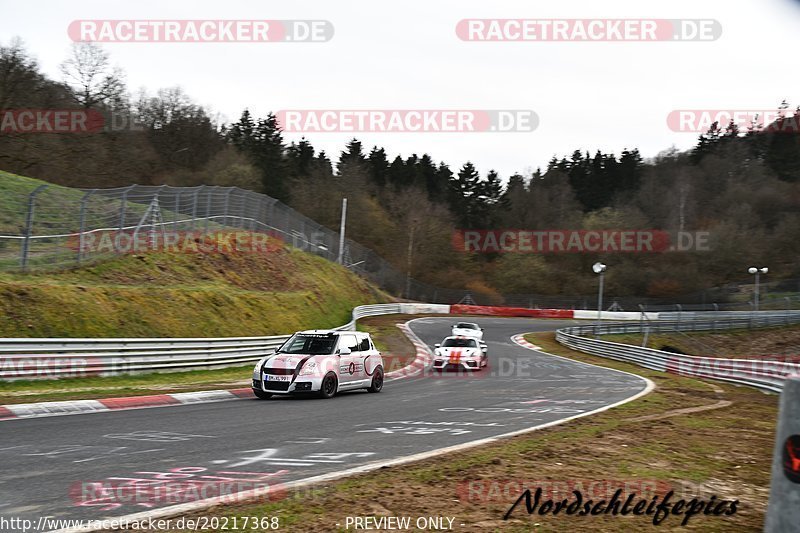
left=0, top=317, right=650, bottom=530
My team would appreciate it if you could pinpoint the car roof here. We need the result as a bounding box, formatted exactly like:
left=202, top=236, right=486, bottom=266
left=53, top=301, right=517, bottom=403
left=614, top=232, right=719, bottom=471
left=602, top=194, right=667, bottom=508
left=296, top=329, right=367, bottom=336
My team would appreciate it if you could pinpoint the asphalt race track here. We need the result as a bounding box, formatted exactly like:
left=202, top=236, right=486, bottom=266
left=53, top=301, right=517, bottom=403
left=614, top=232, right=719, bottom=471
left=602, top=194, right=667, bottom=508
left=0, top=317, right=649, bottom=530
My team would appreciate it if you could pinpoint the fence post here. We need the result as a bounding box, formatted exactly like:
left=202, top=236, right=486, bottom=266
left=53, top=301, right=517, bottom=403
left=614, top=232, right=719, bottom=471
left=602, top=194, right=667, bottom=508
left=204, top=187, right=215, bottom=234
left=119, top=185, right=133, bottom=237
left=191, top=186, right=202, bottom=232
left=76, top=190, right=95, bottom=265
left=676, top=303, right=682, bottom=331
left=174, top=187, right=181, bottom=230
left=20, top=185, right=48, bottom=271
left=223, top=188, right=233, bottom=227
left=638, top=304, right=645, bottom=339
left=257, top=196, right=266, bottom=233
left=765, top=375, right=800, bottom=532
left=248, top=193, right=257, bottom=231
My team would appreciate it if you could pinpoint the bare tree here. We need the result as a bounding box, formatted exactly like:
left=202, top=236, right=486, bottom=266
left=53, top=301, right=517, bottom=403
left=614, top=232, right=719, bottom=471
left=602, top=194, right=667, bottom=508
left=60, top=42, right=126, bottom=108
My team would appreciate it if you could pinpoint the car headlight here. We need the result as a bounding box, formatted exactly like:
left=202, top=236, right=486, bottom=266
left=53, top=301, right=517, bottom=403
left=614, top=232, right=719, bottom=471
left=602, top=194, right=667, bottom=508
left=298, top=361, right=317, bottom=376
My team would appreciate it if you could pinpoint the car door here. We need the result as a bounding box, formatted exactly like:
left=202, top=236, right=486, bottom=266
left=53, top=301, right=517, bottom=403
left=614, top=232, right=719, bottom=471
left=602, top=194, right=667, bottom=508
left=356, top=334, right=376, bottom=384
left=337, top=333, right=361, bottom=386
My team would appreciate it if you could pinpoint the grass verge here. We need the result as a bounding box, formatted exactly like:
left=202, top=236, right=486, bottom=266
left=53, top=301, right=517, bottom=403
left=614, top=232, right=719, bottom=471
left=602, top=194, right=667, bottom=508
left=117, top=331, right=778, bottom=532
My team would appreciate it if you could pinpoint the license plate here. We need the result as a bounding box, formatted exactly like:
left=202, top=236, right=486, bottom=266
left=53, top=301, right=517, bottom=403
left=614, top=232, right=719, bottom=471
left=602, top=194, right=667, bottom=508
left=265, top=374, right=291, bottom=382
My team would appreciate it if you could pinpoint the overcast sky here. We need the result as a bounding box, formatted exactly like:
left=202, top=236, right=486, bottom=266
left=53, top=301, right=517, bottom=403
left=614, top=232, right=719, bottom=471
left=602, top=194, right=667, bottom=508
left=2, top=0, right=799, bottom=178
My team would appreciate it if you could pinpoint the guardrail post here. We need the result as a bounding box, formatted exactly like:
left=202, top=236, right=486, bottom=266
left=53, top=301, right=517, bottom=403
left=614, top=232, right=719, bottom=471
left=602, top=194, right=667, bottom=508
left=786, top=297, right=792, bottom=326
left=77, top=190, right=95, bottom=265
left=676, top=304, right=682, bottom=331
left=765, top=375, right=800, bottom=532
left=20, top=185, right=48, bottom=271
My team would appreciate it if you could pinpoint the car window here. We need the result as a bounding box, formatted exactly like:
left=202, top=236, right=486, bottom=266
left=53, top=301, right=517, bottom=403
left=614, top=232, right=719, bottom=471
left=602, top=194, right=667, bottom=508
left=358, top=336, right=371, bottom=351
left=339, top=334, right=360, bottom=352
left=279, top=334, right=336, bottom=355
left=456, top=323, right=477, bottom=329
left=443, top=338, right=478, bottom=348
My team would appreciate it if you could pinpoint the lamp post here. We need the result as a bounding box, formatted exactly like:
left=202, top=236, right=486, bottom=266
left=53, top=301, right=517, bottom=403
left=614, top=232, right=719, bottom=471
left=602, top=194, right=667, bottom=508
left=405, top=218, right=418, bottom=300
left=337, top=198, right=347, bottom=265
left=593, top=262, right=607, bottom=338
left=748, top=267, right=768, bottom=311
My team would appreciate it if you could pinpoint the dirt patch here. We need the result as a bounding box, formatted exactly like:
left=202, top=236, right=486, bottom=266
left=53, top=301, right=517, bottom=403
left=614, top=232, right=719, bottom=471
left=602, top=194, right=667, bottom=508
left=358, top=314, right=429, bottom=371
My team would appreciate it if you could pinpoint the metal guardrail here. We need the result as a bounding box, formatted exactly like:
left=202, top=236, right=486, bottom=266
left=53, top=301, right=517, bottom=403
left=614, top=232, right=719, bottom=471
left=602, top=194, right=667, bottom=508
left=556, top=313, right=800, bottom=393
left=0, top=303, right=437, bottom=380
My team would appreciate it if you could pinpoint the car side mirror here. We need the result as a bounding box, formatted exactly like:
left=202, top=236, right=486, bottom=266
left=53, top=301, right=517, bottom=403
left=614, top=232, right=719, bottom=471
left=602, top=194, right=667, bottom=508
left=339, top=347, right=351, bottom=356
left=434, top=343, right=441, bottom=349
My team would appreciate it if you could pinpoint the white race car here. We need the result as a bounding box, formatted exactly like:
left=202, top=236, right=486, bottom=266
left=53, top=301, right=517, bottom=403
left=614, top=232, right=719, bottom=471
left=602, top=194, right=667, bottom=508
left=433, top=336, right=488, bottom=371
left=252, top=330, right=384, bottom=399
left=451, top=322, right=483, bottom=340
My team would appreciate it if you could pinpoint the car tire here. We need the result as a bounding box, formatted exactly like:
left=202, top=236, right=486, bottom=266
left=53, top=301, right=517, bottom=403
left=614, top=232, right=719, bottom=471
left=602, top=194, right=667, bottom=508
left=318, top=372, right=338, bottom=399
left=367, top=366, right=384, bottom=393
left=253, top=388, right=272, bottom=400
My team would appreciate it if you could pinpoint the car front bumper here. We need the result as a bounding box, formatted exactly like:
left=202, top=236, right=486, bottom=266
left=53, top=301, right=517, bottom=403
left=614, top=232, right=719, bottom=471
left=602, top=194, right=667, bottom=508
left=432, top=357, right=482, bottom=370
left=252, top=374, right=324, bottom=394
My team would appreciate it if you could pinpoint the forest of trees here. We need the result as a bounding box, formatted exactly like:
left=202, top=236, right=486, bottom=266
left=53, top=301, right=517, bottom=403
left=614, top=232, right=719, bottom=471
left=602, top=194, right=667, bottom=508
left=2, top=38, right=800, bottom=300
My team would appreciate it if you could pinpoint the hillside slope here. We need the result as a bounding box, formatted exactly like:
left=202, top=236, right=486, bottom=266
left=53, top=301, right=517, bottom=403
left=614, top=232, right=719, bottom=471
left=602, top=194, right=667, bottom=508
left=0, top=246, right=387, bottom=338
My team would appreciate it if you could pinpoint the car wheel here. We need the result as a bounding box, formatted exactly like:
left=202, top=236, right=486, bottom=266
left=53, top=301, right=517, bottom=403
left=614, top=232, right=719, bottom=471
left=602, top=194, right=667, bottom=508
left=367, top=366, right=384, bottom=393
left=318, top=372, right=338, bottom=399
left=253, top=388, right=272, bottom=400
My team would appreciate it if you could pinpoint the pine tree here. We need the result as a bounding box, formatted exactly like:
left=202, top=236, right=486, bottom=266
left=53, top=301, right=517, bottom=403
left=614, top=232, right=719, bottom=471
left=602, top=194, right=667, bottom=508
left=367, top=146, right=389, bottom=186
left=338, top=139, right=366, bottom=174
left=286, top=138, right=315, bottom=180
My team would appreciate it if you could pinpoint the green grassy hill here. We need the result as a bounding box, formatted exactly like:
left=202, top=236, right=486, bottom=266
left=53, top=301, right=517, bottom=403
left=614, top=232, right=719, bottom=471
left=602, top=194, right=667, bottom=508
left=0, top=171, right=388, bottom=337
left=0, top=246, right=387, bottom=337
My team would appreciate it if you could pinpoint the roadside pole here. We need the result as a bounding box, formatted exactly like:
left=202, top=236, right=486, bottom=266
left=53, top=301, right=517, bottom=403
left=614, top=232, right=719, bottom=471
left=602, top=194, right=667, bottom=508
left=337, top=197, right=347, bottom=265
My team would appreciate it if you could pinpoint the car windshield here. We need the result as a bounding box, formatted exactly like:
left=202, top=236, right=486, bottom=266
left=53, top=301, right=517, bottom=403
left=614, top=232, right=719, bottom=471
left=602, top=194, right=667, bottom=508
left=455, top=323, right=478, bottom=329
left=278, top=334, right=337, bottom=355
left=443, top=338, right=478, bottom=348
